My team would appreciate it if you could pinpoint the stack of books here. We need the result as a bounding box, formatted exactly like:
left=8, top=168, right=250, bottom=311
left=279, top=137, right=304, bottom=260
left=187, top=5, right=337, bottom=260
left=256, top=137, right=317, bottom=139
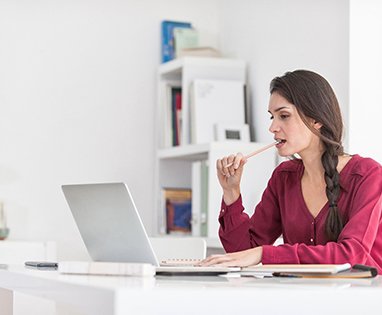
left=161, top=20, right=221, bottom=62
left=161, top=20, right=194, bottom=63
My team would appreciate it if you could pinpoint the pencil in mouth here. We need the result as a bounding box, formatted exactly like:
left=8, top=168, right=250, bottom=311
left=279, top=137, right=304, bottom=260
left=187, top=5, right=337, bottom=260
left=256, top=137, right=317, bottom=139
left=224, top=141, right=278, bottom=168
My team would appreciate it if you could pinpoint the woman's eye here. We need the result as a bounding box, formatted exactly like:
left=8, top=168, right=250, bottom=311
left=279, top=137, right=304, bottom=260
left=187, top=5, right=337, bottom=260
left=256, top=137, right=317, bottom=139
left=269, top=116, right=274, bottom=120
left=280, top=114, right=289, bottom=120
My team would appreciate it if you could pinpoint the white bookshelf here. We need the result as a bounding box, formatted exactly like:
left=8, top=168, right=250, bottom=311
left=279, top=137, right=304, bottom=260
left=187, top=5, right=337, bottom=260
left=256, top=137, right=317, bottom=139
left=157, top=57, right=247, bottom=147
left=154, top=57, right=276, bottom=247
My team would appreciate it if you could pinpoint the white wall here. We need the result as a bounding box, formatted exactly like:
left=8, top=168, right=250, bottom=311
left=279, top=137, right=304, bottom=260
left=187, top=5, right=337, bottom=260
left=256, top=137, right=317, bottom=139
left=0, top=0, right=370, bottom=261
left=0, top=0, right=219, bottom=260
left=349, top=0, right=382, bottom=163
left=218, top=0, right=349, bottom=146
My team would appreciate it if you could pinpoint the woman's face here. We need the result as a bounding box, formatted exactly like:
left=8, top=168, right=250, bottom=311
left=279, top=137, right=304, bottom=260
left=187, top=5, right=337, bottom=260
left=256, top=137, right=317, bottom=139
left=268, top=92, right=321, bottom=157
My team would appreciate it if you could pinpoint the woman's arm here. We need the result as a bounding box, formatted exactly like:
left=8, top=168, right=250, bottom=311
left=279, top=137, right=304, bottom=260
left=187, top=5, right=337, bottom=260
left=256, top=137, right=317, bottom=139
left=219, top=168, right=282, bottom=252
left=216, top=164, right=382, bottom=272
left=204, top=161, right=382, bottom=274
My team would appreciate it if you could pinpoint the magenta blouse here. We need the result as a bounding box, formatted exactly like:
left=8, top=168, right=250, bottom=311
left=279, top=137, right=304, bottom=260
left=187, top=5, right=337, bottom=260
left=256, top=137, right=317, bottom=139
left=219, top=155, right=382, bottom=274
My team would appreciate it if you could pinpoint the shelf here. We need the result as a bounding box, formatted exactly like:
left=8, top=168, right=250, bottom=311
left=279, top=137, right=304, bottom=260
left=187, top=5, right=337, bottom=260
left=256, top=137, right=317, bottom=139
left=157, top=143, right=210, bottom=160
left=158, top=57, right=246, bottom=77
left=158, top=141, right=269, bottom=160
left=158, top=58, right=183, bottom=76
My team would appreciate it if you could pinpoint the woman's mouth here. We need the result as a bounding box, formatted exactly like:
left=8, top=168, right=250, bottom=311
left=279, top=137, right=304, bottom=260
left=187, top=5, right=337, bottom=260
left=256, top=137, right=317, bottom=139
left=275, top=139, right=286, bottom=148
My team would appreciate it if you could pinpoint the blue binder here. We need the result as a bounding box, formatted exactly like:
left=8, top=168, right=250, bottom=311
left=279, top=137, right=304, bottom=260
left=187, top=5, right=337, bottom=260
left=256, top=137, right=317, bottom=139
left=161, top=20, right=192, bottom=63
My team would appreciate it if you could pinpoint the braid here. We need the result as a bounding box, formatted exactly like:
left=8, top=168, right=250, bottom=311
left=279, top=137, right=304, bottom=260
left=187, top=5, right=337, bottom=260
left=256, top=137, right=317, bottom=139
left=322, top=144, right=343, bottom=241
left=270, top=70, right=346, bottom=241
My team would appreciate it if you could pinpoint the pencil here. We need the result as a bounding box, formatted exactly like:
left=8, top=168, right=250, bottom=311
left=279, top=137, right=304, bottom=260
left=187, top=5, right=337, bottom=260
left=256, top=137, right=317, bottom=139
left=224, top=141, right=279, bottom=168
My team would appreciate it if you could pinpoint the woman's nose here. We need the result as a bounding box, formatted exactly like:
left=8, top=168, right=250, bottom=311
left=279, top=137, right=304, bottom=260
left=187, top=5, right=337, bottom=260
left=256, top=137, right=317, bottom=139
left=268, top=119, right=279, bottom=134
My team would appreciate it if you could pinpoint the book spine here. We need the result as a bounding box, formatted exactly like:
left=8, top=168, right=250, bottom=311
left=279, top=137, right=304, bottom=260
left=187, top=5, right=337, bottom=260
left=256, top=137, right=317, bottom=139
left=175, top=89, right=182, bottom=146
left=165, top=85, right=173, bottom=147
left=170, top=87, right=182, bottom=146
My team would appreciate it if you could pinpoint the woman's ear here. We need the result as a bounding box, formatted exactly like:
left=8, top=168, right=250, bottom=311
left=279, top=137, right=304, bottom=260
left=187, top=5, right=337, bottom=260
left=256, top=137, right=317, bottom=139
left=307, top=118, right=322, bottom=130
left=313, top=121, right=323, bottom=130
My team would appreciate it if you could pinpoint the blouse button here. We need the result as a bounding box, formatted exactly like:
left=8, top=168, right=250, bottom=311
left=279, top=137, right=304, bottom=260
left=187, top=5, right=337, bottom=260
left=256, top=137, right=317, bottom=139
left=310, top=238, right=314, bottom=242
left=221, top=209, right=225, bottom=213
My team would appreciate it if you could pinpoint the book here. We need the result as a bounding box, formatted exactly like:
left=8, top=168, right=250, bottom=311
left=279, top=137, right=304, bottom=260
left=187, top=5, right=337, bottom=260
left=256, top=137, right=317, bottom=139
left=241, top=263, right=378, bottom=279
left=164, top=188, right=192, bottom=234
left=161, top=20, right=192, bottom=63
left=191, top=161, right=202, bottom=236
left=58, top=261, right=156, bottom=277
left=173, top=27, right=198, bottom=58
left=171, top=87, right=182, bottom=146
left=200, top=160, right=208, bottom=237
left=272, top=264, right=378, bottom=279
left=191, top=161, right=209, bottom=237
left=190, top=79, right=246, bottom=144
left=241, top=263, right=351, bottom=275
left=160, top=82, right=181, bottom=148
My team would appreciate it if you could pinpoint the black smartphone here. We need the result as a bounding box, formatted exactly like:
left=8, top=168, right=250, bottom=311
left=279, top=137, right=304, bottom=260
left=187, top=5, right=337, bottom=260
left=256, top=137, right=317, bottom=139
left=25, top=261, right=58, bottom=269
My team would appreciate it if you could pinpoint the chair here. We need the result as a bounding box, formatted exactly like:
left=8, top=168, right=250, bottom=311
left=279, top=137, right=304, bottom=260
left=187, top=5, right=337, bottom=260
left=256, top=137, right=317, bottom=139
left=149, top=237, right=206, bottom=262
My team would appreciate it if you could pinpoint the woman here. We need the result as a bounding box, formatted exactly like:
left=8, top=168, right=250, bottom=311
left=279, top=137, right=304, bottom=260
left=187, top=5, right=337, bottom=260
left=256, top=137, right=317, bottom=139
left=200, top=70, right=382, bottom=273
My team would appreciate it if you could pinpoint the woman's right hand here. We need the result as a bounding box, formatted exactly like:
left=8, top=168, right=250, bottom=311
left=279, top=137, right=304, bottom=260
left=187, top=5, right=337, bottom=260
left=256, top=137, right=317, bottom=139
left=216, top=153, right=246, bottom=205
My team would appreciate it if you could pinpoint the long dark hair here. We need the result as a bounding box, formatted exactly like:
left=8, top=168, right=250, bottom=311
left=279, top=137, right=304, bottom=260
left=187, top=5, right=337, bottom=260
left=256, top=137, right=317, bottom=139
left=270, top=70, right=344, bottom=241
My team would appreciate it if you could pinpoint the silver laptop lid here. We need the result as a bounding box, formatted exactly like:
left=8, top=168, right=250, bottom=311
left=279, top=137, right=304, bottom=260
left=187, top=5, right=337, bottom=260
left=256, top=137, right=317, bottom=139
left=62, top=183, right=159, bottom=266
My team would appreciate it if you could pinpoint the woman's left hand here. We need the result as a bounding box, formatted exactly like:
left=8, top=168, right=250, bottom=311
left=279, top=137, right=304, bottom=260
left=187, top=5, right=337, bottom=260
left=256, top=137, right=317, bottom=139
left=198, top=246, right=263, bottom=267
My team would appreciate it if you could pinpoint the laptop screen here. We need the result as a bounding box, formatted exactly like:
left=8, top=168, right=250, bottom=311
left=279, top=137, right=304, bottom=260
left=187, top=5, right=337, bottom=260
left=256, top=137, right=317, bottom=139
left=62, top=182, right=160, bottom=266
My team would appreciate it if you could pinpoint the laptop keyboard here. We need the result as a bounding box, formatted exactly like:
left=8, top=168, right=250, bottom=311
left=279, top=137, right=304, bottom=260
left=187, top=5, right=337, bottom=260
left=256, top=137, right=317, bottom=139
left=160, top=258, right=202, bottom=267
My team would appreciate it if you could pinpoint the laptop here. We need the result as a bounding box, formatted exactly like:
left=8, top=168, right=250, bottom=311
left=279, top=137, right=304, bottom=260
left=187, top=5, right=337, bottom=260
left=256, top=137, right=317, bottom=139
left=61, top=182, right=239, bottom=275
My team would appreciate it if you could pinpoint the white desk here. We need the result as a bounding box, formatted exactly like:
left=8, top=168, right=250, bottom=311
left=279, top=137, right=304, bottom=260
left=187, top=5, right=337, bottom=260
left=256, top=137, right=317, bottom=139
left=0, top=241, right=57, bottom=315
left=0, top=265, right=381, bottom=315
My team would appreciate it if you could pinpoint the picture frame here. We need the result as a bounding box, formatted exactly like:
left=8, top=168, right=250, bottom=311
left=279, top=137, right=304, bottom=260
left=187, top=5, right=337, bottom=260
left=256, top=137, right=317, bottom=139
left=214, top=123, right=250, bottom=142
